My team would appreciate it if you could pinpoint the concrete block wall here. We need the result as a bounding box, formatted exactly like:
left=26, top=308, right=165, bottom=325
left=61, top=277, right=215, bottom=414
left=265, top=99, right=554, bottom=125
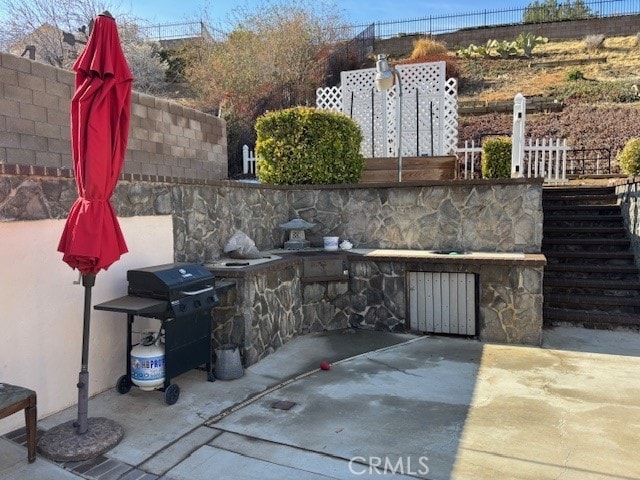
left=0, top=52, right=227, bottom=181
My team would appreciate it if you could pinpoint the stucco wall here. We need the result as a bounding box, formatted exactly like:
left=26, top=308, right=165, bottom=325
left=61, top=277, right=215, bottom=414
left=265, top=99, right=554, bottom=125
left=0, top=215, right=174, bottom=435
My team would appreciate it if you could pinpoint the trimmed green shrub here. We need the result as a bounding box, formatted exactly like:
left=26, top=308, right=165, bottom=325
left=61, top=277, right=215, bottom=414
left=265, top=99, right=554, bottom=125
left=255, top=107, right=364, bottom=185
left=482, top=137, right=512, bottom=178
left=618, top=138, right=640, bottom=177
left=566, top=69, right=585, bottom=81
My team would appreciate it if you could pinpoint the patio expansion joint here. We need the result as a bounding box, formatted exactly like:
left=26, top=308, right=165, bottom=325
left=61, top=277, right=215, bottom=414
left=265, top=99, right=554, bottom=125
left=205, top=429, right=357, bottom=476
left=134, top=424, right=224, bottom=473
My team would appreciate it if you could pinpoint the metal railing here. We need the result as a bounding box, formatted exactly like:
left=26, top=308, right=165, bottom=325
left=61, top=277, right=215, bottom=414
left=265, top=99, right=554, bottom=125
left=341, top=0, right=640, bottom=39
left=138, top=21, right=226, bottom=42
left=566, top=147, right=615, bottom=175
left=137, top=0, right=639, bottom=45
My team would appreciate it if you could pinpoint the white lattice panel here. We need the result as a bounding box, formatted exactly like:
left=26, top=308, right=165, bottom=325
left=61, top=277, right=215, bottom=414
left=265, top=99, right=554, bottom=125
left=443, top=78, right=458, bottom=155
left=316, top=86, right=342, bottom=112
left=317, top=61, right=458, bottom=159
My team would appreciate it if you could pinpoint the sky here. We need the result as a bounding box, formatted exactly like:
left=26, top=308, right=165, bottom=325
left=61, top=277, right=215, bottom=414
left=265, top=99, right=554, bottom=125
left=126, top=0, right=533, bottom=27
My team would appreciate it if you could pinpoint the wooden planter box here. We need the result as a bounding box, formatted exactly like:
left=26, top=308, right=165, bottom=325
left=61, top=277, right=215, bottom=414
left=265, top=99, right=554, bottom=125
left=360, top=156, right=457, bottom=183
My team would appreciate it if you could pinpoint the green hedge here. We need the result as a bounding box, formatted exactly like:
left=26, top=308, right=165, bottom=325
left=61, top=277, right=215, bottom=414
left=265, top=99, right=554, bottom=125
left=482, top=137, right=512, bottom=178
left=255, top=107, right=364, bottom=185
left=618, top=138, right=640, bottom=177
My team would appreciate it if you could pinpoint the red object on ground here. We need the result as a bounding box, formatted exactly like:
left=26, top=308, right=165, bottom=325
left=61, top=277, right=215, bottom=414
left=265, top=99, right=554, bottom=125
left=57, top=12, right=133, bottom=275
left=320, top=360, right=331, bottom=371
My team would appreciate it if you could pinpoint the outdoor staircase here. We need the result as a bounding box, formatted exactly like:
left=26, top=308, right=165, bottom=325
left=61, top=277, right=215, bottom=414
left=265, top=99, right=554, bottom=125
left=542, top=185, right=640, bottom=329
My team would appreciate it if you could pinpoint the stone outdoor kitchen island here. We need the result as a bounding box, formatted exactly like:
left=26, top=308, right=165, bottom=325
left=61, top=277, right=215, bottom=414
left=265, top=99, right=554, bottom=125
left=201, top=178, right=545, bottom=366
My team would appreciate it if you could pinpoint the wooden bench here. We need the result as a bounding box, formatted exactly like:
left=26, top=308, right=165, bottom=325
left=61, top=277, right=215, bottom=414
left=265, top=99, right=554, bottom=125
left=0, top=383, right=37, bottom=463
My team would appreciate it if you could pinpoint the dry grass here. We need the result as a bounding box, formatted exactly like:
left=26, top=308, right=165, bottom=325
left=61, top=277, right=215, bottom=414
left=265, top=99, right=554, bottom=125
left=457, top=35, right=640, bottom=102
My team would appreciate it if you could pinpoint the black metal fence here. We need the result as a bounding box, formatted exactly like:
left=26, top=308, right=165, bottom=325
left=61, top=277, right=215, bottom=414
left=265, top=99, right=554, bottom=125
left=138, top=0, right=640, bottom=44
left=340, top=0, right=640, bottom=39
left=566, top=147, right=616, bottom=175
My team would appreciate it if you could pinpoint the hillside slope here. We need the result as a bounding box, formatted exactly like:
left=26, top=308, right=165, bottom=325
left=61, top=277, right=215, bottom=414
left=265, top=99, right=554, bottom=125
left=455, top=35, right=640, bottom=156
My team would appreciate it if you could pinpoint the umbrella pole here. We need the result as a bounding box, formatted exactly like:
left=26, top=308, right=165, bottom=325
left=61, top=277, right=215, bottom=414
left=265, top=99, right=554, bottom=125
left=76, top=272, right=96, bottom=435
left=38, top=271, right=123, bottom=462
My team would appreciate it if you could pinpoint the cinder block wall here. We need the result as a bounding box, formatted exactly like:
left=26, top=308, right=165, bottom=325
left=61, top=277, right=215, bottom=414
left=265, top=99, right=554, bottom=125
left=0, top=52, right=227, bottom=181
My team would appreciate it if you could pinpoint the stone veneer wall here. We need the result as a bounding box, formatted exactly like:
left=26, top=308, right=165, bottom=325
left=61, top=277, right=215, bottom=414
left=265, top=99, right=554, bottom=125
left=1, top=176, right=542, bottom=257
left=1, top=173, right=544, bottom=362
left=213, top=254, right=543, bottom=365
left=349, top=260, right=543, bottom=345
left=615, top=178, right=640, bottom=270
left=0, top=52, right=227, bottom=181
left=212, top=266, right=351, bottom=366
left=174, top=179, right=543, bottom=260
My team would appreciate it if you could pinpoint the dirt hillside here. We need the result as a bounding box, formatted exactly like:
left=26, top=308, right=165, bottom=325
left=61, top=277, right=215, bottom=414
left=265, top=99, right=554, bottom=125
left=454, top=35, right=640, bottom=156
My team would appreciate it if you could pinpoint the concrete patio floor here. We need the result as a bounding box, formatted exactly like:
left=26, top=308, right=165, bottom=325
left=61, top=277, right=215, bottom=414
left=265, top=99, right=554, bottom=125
left=2, top=326, right=640, bottom=479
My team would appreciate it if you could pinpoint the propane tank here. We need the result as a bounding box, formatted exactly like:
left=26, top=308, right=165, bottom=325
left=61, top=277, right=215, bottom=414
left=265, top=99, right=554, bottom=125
left=130, top=331, right=165, bottom=391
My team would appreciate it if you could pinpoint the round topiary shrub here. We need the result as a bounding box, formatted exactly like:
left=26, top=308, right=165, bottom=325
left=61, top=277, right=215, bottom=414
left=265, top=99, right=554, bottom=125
left=255, top=107, right=364, bottom=185
left=618, top=138, right=640, bottom=177
left=481, top=136, right=512, bottom=179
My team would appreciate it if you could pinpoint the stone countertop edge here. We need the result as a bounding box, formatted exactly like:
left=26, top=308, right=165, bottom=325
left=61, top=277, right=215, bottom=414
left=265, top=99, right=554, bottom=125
left=347, top=249, right=547, bottom=266
left=206, top=249, right=546, bottom=278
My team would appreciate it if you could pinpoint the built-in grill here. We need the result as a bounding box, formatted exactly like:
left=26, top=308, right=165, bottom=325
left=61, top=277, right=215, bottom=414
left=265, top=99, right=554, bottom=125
left=95, top=262, right=219, bottom=405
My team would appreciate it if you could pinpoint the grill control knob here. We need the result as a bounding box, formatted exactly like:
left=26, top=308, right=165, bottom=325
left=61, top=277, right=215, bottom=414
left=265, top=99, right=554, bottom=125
left=179, top=304, right=186, bottom=312
left=194, top=300, right=201, bottom=308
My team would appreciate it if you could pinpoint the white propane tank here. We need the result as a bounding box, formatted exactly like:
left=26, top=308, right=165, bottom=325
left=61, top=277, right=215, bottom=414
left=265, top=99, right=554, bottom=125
left=130, top=332, right=165, bottom=391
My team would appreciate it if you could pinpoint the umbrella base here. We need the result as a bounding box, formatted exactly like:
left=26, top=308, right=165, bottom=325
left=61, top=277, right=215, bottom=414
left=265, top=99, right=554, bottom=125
left=38, top=417, right=123, bottom=462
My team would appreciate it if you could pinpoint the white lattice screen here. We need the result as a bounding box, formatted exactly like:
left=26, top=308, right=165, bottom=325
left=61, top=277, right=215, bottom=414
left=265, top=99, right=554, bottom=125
left=316, top=61, right=458, bottom=157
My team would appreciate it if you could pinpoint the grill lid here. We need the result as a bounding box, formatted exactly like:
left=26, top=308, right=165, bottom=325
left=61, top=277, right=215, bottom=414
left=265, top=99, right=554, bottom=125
left=127, top=262, right=214, bottom=299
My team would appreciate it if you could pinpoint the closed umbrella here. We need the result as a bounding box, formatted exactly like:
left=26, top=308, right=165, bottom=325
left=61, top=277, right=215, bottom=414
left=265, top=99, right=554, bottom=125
left=39, top=11, right=132, bottom=462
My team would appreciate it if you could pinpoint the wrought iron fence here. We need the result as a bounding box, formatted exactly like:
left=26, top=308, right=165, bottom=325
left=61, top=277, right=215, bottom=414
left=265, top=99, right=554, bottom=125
left=342, top=0, right=640, bottom=39
left=138, top=0, right=639, bottom=46
left=566, top=147, right=615, bottom=175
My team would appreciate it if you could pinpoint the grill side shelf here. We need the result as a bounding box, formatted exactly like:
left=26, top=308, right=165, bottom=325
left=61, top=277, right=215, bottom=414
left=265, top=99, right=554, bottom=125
left=94, top=295, right=169, bottom=315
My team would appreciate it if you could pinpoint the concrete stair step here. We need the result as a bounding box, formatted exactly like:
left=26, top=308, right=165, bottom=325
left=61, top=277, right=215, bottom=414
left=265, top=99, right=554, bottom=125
left=545, top=264, right=639, bottom=273
left=543, top=226, right=627, bottom=236
left=544, top=251, right=635, bottom=260
left=543, top=186, right=615, bottom=196
left=542, top=238, right=630, bottom=247
left=544, top=214, right=623, bottom=223
left=544, top=277, right=640, bottom=290
left=544, top=307, right=640, bottom=328
left=545, top=293, right=640, bottom=307
left=543, top=204, right=620, bottom=214
left=542, top=193, right=617, bottom=205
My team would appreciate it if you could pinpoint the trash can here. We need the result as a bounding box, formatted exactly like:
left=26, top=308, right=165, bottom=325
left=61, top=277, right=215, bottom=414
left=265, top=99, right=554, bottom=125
left=214, top=344, right=243, bottom=380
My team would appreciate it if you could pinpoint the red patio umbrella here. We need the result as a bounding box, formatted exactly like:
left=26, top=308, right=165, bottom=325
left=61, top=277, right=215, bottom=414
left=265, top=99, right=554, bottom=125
left=40, top=11, right=132, bottom=462
left=58, top=11, right=131, bottom=275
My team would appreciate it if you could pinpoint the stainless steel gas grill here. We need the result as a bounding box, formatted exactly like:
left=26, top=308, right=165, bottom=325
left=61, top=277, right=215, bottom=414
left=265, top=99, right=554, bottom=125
left=95, top=263, right=219, bottom=405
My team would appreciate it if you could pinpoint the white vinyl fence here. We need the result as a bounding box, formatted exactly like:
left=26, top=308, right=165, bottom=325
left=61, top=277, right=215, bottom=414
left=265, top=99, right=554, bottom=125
left=457, top=137, right=569, bottom=182
left=242, top=145, right=257, bottom=175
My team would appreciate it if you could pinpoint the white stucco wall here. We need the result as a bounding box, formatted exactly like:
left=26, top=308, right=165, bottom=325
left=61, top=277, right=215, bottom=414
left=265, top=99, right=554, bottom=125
left=0, top=216, right=174, bottom=435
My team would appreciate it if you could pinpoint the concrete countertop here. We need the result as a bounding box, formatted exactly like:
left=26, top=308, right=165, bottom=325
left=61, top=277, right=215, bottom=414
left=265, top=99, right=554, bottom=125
left=348, top=248, right=547, bottom=266
left=206, top=248, right=546, bottom=278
